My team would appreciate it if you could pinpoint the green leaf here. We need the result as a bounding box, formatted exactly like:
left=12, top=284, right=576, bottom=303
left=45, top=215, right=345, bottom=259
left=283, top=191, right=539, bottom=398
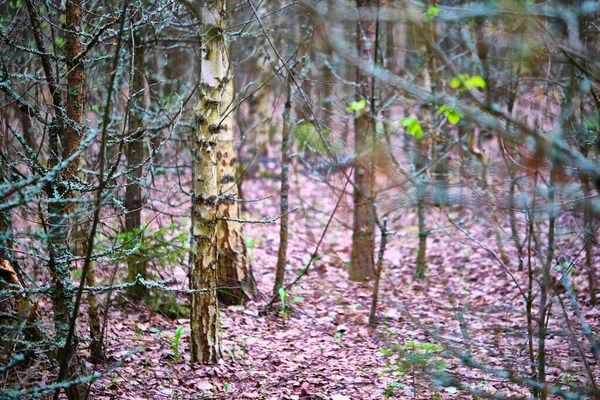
left=450, top=76, right=462, bottom=89
left=444, top=387, right=458, bottom=394
left=410, top=123, right=423, bottom=138
left=291, top=296, right=304, bottom=303
left=346, top=98, right=366, bottom=112
left=55, top=37, right=65, bottom=47
left=447, top=110, right=461, bottom=125
left=437, top=105, right=462, bottom=125
left=450, top=74, right=486, bottom=90
left=468, top=75, right=486, bottom=89
left=401, top=117, right=417, bottom=127
left=424, top=5, right=439, bottom=19
left=278, top=287, right=286, bottom=303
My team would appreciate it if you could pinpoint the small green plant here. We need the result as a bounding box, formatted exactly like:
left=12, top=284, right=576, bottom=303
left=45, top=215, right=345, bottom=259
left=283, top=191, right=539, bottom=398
left=383, top=381, right=405, bottom=398
left=278, top=287, right=289, bottom=318
left=165, top=327, right=184, bottom=362
left=278, top=287, right=302, bottom=319
left=134, top=323, right=143, bottom=340
left=381, top=340, right=448, bottom=397
left=96, top=223, right=189, bottom=269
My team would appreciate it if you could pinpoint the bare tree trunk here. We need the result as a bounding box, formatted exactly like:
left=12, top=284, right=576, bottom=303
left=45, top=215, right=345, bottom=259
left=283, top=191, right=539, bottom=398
left=414, top=171, right=428, bottom=279
left=274, top=74, right=293, bottom=296
left=350, top=0, right=375, bottom=281
left=581, top=171, right=597, bottom=306
left=369, top=216, right=388, bottom=325
left=190, top=0, right=229, bottom=364
left=85, top=260, right=104, bottom=363
left=72, top=218, right=105, bottom=364
left=538, top=166, right=558, bottom=400
left=215, top=51, right=256, bottom=305
left=126, top=9, right=148, bottom=299
left=0, top=127, right=12, bottom=262
left=30, top=0, right=88, bottom=393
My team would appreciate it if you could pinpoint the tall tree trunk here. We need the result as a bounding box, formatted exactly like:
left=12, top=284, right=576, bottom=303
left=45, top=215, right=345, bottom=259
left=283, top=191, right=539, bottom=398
left=126, top=9, right=148, bottom=299
left=44, top=0, right=87, bottom=395
left=190, top=0, right=229, bottom=364
left=350, top=0, right=375, bottom=281
left=215, top=39, right=256, bottom=305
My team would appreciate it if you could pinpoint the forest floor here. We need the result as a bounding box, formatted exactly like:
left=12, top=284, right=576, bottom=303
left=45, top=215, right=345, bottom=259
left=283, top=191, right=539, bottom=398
left=15, top=161, right=600, bottom=400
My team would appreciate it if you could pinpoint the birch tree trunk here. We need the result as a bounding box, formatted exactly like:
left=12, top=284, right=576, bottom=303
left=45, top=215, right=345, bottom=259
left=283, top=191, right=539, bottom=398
left=215, top=26, right=256, bottom=304
left=190, top=0, right=229, bottom=364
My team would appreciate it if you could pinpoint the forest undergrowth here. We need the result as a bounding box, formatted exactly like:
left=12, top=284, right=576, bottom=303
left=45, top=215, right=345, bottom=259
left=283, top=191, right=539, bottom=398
left=8, top=156, right=597, bottom=400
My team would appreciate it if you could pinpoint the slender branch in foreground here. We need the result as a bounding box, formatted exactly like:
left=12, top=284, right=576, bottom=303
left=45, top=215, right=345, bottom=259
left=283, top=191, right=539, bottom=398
left=217, top=207, right=298, bottom=224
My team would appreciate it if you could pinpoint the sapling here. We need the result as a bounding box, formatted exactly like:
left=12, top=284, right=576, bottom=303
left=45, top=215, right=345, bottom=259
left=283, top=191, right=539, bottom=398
left=165, top=327, right=184, bottom=362
left=278, top=287, right=303, bottom=322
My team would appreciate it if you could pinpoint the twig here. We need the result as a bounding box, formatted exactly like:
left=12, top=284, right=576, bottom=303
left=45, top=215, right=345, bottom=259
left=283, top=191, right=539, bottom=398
left=217, top=207, right=298, bottom=224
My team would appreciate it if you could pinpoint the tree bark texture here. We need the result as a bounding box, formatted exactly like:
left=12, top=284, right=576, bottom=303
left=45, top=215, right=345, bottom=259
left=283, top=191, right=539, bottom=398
left=274, top=76, right=293, bottom=296
left=126, top=9, right=148, bottom=299
left=190, top=0, right=230, bottom=364
left=350, top=0, right=375, bottom=281
left=215, top=27, right=256, bottom=305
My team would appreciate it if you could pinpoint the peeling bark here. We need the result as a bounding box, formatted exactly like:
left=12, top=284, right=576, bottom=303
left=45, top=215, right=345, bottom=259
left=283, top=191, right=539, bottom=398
left=215, top=35, right=256, bottom=305
left=190, top=0, right=231, bottom=364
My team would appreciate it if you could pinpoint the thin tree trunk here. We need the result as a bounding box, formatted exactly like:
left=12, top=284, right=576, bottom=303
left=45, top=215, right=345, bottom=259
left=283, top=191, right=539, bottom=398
left=369, top=215, right=388, bottom=325
left=350, top=0, right=375, bottom=281
left=509, top=177, right=524, bottom=271
left=526, top=186, right=538, bottom=397
left=274, top=74, right=294, bottom=296
left=126, top=9, right=148, bottom=299
left=581, top=173, right=597, bottom=306
left=39, top=0, right=87, bottom=393
left=0, top=127, right=12, bottom=261
left=85, top=260, right=104, bottom=363
left=414, top=175, right=428, bottom=279
left=538, top=166, right=557, bottom=400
